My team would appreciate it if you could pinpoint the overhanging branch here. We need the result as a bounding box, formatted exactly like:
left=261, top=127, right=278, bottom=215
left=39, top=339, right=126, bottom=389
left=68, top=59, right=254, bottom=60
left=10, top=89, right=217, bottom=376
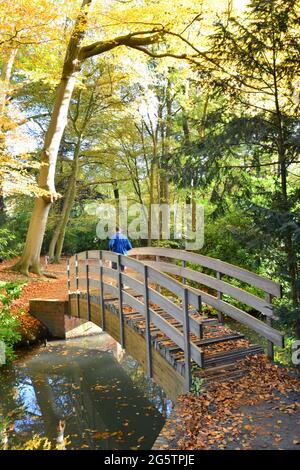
left=79, top=29, right=166, bottom=60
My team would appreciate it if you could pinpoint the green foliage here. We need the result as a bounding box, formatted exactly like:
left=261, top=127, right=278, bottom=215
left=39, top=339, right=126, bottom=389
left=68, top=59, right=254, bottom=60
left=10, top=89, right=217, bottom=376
left=0, top=281, right=24, bottom=363
left=0, top=228, right=17, bottom=259
left=274, top=337, right=296, bottom=366
left=43, top=215, right=112, bottom=256
left=191, top=375, right=205, bottom=396
left=0, top=198, right=34, bottom=258
left=201, top=210, right=258, bottom=271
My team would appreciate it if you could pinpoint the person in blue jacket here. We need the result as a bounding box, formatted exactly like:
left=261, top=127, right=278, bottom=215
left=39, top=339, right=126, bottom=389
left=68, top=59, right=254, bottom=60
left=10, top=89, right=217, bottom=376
left=109, top=226, right=132, bottom=270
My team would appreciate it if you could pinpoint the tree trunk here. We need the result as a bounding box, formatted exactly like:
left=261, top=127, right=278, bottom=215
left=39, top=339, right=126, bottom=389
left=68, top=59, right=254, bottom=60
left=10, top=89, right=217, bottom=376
left=112, top=181, right=120, bottom=227
left=48, top=140, right=80, bottom=263
left=0, top=47, right=18, bottom=116
left=0, top=47, right=18, bottom=218
left=13, top=74, right=78, bottom=274
left=13, top=1, right=165, bottom=273
left=13, top=0, right=91, bottom=274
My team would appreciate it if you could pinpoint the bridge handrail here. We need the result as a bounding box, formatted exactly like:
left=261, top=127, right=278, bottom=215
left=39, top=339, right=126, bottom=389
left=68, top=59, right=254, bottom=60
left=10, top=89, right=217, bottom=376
left=127, top=247, right=284, bottom=358
left=128, top=247, right=282, bottom=297
left=68, top=250, right=205, bottom=389
left=141, top=260, right=275, bottom=318
left=67, top=248, right=284, bottom=387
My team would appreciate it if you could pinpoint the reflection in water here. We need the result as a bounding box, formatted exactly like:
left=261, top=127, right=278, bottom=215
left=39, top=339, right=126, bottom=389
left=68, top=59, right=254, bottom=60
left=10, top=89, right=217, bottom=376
left=0, top=334, right=171, bottom=450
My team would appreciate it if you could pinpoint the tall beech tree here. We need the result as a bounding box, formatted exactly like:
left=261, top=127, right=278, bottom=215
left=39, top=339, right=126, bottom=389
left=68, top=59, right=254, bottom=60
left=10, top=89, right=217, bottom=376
left=0, top=0, right=60, bottom=217
left=13, top=0, right=199, bottom=274
left=48, top=63, right=125, bottom=262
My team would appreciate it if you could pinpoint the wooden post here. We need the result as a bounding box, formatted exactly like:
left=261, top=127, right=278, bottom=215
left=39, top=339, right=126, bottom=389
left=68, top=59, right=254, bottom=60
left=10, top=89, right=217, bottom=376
left=182, top=259, right=186, bottom=285
left=86, top=251, right=91, bottom=321
left=156, top=255, right=161, bottom=293
left=143, top=264, right=153, bottom=378
left=67, top=258, right=71, bottom=304
left=216, top=271, right=224, bottom=324
left=265, top=293, right=274, bottom=360
left=197, top=295, right=203, bottom=339
left=75, top=254, right=80, bottom=318
left=99, top=250, right=105, bottom=330
left=117, top=254, right=125, bottom=348
left=182, top=287, right=192, bottom=392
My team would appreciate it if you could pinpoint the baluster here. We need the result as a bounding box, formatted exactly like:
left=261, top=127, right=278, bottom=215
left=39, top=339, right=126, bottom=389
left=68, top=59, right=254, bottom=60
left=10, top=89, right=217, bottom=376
left=265, top=293, right=274, bottom=360
left=99, top=251, right=105, bottom=330
left=117, top=254, right=125, bottom=348
left=182, top=287, right=192, bottom=392
left=67, top=258, right=71, bottom=307
left=156, top=255, right=161, bottom=293
left=216, top=271, right=224, bottom=324
left=86, top=251, right=91, bottom=321
left=182, top=259, right=186, bottom=285
left=75, top=254, right=80, bottom=318
left=143, top=265, right=152, bottom=378
left=196, top=294, right=203, bottom=339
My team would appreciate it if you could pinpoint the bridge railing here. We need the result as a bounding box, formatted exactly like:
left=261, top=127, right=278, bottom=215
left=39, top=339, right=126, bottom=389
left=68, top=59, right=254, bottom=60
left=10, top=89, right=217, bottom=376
left=67, top=250, right=207, bottom=392
left=128, top=247, right=284, bottom=359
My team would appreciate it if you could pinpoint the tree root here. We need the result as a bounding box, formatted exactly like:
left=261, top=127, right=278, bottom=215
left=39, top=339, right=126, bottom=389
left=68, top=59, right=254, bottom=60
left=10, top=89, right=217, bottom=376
left=43, top=272, right=58, bottom=279
left=12, top=260, right=43, bottom=277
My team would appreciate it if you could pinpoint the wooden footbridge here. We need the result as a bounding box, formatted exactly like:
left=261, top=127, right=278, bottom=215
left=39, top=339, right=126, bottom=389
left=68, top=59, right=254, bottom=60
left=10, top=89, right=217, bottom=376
left=67, top=248, right=284, bottom=398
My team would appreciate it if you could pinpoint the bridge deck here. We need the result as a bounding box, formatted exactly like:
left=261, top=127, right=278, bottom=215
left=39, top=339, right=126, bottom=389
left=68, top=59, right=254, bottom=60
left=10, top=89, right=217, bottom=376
left=103, top=291, right=263, bottom=382
left=67, top=249, right=283, bottom=394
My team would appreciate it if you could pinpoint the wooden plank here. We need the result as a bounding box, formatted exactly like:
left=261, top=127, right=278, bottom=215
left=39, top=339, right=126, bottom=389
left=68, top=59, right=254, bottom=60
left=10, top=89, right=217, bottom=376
left=143, top=265, right=152, bottom=378
left=117, top=254, right=125, bottom=348
left=102, top=251, right=118, bottom=262
left=197, top=333, right=244, bottom=346
left=204, top=346, right=263, bottom=366
left=102, top=266, right=118, bottom=280
left=103, top=283, right=118, bottom=297
left=189, top=287, right=284, bottom=346
left=120, top=290, right=204, bottom=368
left=99, top=251, right=105, bottom=330
left=145, top=260, right=276, bottom=318
left=87, top=250, right=100, bottom=259
left=76, top=251, right=87, bottom=261
left=147, top=266, right=202, bottom=312
left=67, top=258, right=71, bottom=305
left=265, top=293, right=275, bottom=360
left=120, top=272, right=204, bottom=339
left=69, top=255, right=76, bottom=265
left=216, top=271, right=224, bottom=323
left=120, top=255, right=144, bottom=274
left=88, top=278, right=99, bottom=289
left=129, top=247, right=282, bottom=297
left=182, top=288, right=192, bottom=391
left=148, top=308, right=203, bottom=368
left=75, top=254, right=80, bottom=318
left=86, top=251, right=91, bottom=321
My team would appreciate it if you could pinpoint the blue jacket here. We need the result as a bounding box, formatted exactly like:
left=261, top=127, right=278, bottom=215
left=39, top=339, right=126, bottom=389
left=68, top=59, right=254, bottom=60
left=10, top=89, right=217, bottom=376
left=109, top=232, right=132, bottom=255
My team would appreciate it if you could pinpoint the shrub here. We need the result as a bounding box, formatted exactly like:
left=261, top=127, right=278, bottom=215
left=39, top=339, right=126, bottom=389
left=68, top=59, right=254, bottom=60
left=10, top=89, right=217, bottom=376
left=0, top=281, right=24, bottom=363
left=0, top=229, right=18, bottom=259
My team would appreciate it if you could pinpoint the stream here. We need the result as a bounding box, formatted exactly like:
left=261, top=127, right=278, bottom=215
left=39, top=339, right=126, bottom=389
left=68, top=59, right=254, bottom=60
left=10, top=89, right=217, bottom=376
left=0, top=334, right=172, bottom=450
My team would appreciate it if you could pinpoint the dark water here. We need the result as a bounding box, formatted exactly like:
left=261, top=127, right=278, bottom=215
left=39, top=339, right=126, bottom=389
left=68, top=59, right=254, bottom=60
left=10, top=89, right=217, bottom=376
left=0, top=334, right=171, bottom=450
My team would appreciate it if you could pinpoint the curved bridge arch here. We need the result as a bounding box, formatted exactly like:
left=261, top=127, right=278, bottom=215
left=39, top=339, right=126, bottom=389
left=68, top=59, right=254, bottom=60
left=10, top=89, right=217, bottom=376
left=67, top=249, right=284, bottom=397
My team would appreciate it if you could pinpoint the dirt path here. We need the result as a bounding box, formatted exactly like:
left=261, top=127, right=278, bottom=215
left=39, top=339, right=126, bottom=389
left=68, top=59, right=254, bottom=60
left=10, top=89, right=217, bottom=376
left=221, top=390, right=300, bottom=450
left=0, top=257, right=68, bottom=343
